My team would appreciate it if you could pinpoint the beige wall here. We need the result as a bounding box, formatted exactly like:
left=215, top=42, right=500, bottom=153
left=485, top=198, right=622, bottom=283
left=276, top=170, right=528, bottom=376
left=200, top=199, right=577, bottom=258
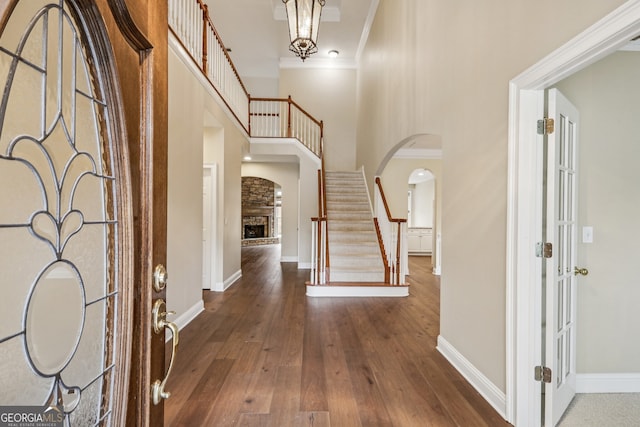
left=279, top=67, right=357, bottom=171
left=555, top=51, right=640, bottom=374
left=357, top=0, right=627, bottom=391
left=168, top=48, right=247, bottom=317
left=168, top=49, right=205, bottom=317
left=242, top=162, right=299, bottom=261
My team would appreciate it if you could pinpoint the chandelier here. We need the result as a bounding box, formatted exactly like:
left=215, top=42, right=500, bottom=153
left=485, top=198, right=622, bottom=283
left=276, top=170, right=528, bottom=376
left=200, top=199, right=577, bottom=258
left=282, top=0, right=326, bottom=61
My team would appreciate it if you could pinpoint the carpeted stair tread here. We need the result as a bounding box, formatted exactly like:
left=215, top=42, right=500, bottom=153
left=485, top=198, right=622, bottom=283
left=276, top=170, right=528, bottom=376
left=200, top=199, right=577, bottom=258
left=324, top=170, right=385, bottom=284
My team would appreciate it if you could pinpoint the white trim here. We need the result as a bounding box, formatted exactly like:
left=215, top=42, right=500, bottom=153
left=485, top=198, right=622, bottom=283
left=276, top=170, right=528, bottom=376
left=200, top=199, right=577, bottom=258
left=298, top=262, right=311, bottom=269
left=507, top=2, right=640, bottom=426
left=250, top=137, right=322, bottom=167
left=166, top=300, right=204, bottom=342
left=576, top=373, right=640, bottom=393
left=356, top=0, right=380, bottom=63
left=306, top=285, right=409, bottom=297
left=432, top=266, right=441, bottom=276
left=280, top=256, right=298, bottom=263
left=437, top=336, right=507, bottom=419
left=214, top=269, right=242, bottom=292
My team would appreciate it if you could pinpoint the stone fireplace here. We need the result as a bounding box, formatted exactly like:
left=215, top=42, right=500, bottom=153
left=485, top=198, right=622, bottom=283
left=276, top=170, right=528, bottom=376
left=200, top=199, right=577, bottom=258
left=241, top=177, right=280, bottom=246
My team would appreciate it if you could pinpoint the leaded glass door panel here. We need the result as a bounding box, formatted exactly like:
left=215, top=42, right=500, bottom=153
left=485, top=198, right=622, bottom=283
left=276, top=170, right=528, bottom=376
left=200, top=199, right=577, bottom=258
left=0, top=1, right=133, bottom=425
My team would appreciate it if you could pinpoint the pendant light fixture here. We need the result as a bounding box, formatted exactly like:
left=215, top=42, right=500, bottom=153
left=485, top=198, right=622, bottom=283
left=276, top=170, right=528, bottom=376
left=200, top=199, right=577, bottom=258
left=282, top=0, right=326, bottom=61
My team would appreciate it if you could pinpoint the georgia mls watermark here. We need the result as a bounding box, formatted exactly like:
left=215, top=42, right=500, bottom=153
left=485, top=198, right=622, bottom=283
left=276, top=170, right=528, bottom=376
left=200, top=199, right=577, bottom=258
left=0, top=406, right=64, bottom=427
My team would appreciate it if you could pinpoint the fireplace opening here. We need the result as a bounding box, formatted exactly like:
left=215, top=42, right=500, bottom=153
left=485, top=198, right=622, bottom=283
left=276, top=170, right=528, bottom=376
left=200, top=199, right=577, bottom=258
left=244, top=224, right=265, bottom=239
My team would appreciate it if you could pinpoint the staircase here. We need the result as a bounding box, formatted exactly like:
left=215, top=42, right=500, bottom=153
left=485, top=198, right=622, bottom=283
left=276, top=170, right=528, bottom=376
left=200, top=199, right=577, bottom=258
left=325, top=171, right=385, bottom=282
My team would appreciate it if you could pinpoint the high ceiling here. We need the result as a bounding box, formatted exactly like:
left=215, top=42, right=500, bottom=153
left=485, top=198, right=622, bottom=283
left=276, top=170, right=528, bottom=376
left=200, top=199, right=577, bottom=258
left=205, top=0, right=379, bottom=79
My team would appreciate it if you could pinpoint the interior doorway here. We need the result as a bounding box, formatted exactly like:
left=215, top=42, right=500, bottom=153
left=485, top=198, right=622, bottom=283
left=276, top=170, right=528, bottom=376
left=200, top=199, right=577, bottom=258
left=507, top=3, right=640, bottom=426
left=374, top=134, right=442, bottom=276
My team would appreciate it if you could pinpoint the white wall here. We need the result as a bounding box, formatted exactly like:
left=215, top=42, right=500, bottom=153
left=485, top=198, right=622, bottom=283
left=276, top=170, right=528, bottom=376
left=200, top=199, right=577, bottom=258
left=555, top=51, right=640, bottom=374
left=412, top=179, right=435, bottom=228
left=241, top=162, right=299, bottom=261
left=357, top=0, right=627, bottom=392
left=279, top=67, right=357, bottom=171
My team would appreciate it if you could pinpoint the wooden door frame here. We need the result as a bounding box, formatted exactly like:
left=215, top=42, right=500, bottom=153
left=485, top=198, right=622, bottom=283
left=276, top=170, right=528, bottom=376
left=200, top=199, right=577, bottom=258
left=505, top=2, right=640, bottom=425
left=98, top=0, right=168, bottom=425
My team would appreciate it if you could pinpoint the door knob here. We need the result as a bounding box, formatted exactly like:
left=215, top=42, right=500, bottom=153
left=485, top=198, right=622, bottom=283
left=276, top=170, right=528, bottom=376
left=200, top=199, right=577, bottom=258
left=574, top=267, right=589, bottom=276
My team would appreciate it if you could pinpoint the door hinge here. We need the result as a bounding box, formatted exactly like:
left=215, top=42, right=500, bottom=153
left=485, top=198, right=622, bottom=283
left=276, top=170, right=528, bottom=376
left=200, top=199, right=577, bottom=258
left=535, top=366, right=552, bottom=383
left=537, top=118, right=555, bottom=135
left=536, top=242, right=553, bottom=258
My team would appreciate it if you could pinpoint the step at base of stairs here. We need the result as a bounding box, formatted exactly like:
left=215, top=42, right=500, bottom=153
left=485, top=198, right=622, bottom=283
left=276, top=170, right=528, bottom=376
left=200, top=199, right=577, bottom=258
left=330, top=270, right=385, bottom=282
left=306, top=283, right=409, bottom=298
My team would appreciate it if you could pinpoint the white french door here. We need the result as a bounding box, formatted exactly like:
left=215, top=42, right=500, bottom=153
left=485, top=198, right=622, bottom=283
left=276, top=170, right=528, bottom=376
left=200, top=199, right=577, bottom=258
left=543, top=88, right=580, bottom=426
left=202, top=164, right=217, bottom=290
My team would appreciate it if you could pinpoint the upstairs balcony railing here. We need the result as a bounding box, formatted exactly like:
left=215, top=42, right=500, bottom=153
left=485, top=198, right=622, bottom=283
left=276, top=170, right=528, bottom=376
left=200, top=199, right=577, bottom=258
left=168, top=0, right=323, bottom=157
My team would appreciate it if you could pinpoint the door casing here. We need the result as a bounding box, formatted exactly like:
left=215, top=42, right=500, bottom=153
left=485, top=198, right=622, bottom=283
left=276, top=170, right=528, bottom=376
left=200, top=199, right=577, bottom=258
left=506, top=2, right=640, bottom=426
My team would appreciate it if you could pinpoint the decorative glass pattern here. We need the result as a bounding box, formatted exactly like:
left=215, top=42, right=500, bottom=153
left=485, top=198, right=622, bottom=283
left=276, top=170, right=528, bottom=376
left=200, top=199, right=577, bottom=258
left=0, top=1, right=120, bottom=425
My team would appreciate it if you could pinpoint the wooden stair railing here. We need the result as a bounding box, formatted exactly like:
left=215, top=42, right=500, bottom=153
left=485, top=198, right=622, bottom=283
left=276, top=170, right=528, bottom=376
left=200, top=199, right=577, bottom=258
left=168, top=0, right=323, bottom=156
left=311, top=150, right=329, bottom=284
left=374, top=177, right=407, bottom=285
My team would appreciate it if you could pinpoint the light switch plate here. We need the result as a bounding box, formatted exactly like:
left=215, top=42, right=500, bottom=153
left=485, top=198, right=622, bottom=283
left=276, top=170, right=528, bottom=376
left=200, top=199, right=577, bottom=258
left=582, top=226, right=593, bottom=243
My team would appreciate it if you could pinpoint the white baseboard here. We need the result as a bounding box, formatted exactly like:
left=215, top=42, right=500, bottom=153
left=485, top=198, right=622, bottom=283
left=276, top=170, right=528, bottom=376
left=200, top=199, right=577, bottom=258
left=576, top=373, right=640, bottom=393
left=298, top=262, right=311, bottom=269
left=166, top=300, right=204, bottom=342
left=437, top=335, right=507, bottom=419
left=213, top=269, right=242, bottom=292
left=280, top=256, right=298, bottom=263
left=433, top=265, right=441, bottom=275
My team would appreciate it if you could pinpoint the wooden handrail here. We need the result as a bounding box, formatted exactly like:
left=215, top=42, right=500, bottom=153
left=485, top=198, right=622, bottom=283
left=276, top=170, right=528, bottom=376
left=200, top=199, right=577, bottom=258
left=374, top=177, right=407, bottom=284
left=374, top=177, right=407, bottom=224
left=321, top=151, right=329, bottom=279
left=250, top=96, right=324, bottom=127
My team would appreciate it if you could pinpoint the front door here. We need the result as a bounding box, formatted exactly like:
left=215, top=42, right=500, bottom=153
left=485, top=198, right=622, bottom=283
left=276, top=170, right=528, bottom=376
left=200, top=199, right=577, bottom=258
left=0, top=1, right=169, bottom=425
left=542, top=88, right=580, bottom=426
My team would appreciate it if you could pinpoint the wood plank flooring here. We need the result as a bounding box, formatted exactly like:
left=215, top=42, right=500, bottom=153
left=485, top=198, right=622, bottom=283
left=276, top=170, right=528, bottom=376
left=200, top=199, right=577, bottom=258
left=165, top=245, right=512, bottom=426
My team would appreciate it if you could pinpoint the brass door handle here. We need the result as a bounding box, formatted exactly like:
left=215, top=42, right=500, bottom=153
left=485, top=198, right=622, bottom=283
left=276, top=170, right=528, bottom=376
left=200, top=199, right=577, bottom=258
left=151, top=299, right=179, bottom=405
left=574, top=267, right=589, bottom=276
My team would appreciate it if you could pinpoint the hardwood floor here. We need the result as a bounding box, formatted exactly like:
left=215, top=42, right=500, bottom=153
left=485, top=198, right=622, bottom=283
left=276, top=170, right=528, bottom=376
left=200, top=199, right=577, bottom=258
left=165, top=245, right=512, bottom=426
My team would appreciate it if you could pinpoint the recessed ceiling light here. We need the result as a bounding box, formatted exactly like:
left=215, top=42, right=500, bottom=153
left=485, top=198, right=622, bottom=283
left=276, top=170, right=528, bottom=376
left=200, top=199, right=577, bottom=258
left=243, top=155, right=251, bottom=161
left=328, top=50, right=339, bottom=58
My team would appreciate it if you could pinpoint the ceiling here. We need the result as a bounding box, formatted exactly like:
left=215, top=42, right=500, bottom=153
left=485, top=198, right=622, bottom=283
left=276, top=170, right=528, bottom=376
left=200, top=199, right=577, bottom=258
left=205, top=0, right=379, bottom=80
